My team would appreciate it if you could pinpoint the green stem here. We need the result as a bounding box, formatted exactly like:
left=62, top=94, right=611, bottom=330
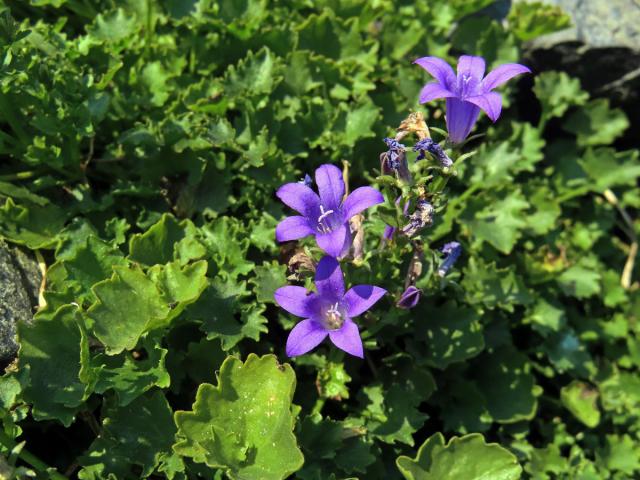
left=311, top=398, right=326, bottom=416
left=0, top=170, right=37, bottom=181
left=0, top=430, right=68, bottom=480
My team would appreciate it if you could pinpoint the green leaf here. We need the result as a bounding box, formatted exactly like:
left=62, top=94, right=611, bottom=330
left=190, top=278, right=267, bottom=350
left=88, top=266, right=170, bottom=354
left=18, top=305, right=88, bottom=426
left=463, top=189, right=529, bottom=254
left=173, top=354, right=304, bottom=480
left=0, top=198, right=66, bottom=249
left=413, top=302, right=485, bottom=369
left=223, top=48, right=280, bottom=99
left=396, top=433, right=522, bottom=480
left=79, top=390, right=182, bottom=479
left=533, top=71, right=589, bottom=123
left=475, top=348, right=539, bottom=423
left=317, top=361, right=351, bottom=400
left=91, top=339, right=170, bottom=406
left=557, top=262, right=601, bottom=298
left=149, top=260, right=208, bottom=321
left=563, top=99, right=629, bottom=147
left=507, top=2, right=571, bottom=41
left=251, top=261, right=287, bottom=304
left=560, top=381, right=600, bottom=428
left=129, top=214, right=202, bottom=266
left=462, top=258, right=533, bottom=312
left=578, top=148, right=640, bottom=192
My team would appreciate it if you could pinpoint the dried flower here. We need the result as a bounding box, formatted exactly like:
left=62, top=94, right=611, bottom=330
left=275, top=256, right=386, bottom=358
left=413, top=138, right=453, bottom=168
left=276, top=164, right=384, bottom=257
left=414, top=55, right=530, bottom=143
left=401, top=199, right=434, bottom=237
left=380, top=138, right=411, bottom=182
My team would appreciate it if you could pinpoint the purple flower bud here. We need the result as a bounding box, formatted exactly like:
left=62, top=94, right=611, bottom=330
left=299, top=174, right=313, bottom=187
left=413, top=138, right=453, bottom=168
left=438, top=241, right=462, bottom=276
left=396, top=286, right=421, bottom=309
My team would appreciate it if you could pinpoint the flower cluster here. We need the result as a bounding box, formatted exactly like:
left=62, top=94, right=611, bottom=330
left=273, top=54, right=529, bottom=358
left=275, top=165, right=386, bottom=358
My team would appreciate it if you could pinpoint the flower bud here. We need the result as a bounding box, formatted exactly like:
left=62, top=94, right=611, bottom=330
left=438, top=241, right=462, bottom=276
left=397, top=286, right=421, bottom=309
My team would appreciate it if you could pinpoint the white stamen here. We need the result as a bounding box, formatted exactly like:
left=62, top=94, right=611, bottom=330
left=317, top=205, right=335, bottom=233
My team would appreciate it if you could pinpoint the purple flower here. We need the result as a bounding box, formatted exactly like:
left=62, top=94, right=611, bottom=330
left=397, top=286, right=421, bottom=309
left=438, top=241, right=462, bottom=276
left=414, top=55, right=531, bottom=143
left=413, top=138, right=453, bottom=168
left=276, top=164, right=384, bottom=257
left=275, top=256, right=386, bottom=358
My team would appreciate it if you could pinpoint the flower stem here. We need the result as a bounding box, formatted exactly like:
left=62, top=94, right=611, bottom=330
left=0, top=430, right=68, bottom=480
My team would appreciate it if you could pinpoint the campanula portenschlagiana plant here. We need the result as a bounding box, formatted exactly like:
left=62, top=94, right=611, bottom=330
left=275, top=256, right=386, bottom=358
left=414, top=55, right=531, bottom=143
left=275, top=164, right=383, bottom=257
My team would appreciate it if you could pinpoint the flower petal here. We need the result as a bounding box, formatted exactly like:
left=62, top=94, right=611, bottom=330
left=482, top=63, right=531, bottom=91
left=316, top=224, right=350, bottom=258
left=286, top=319, right=328, bottom=357
left=315, top=164, right=345, bottom=210
left=329, top=319, right=363, bottom=358
left=343, top=186, right=384, bottom=219
left=274, top=286, right=315, bottom=317
left=413, top=57, right=456, bottom=88
left=418, top=82, right=456, bottom=104
left=344, top=285, right=386, bottom=317
left=314, top=255, right=345, bottom=299
left=276, top=216, right=314, bottom=242
left=276, top=183, right=320, bottom=216
left=456, top=55, right=485, bottom=82
left=466, top=92, right=502, bottom=122
left=445, top=98, right=480, bottom=144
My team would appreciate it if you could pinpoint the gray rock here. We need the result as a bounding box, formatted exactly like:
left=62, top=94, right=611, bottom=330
left=511, top=0, right=640, bottom=144
left=0, top=240, right=41, bottom=364
left=534, top=0, right=640, bottom=49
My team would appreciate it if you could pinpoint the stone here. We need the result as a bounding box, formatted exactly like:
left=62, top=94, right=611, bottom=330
left=512, top=0, right=640, bottom=140
left=0, top=240, right=41, bottom=365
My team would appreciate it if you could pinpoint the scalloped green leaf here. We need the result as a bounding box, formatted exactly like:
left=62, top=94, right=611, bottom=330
left=88, top=266, right=170, bottom=354
left=173, top=354, right=304, bottom=479
left=18, top=305, right=89, bottom=426
left=396, top=433, right=522, bottom=480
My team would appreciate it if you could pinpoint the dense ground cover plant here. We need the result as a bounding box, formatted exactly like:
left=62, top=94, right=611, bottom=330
left=0, top=0, right=638, bottom=479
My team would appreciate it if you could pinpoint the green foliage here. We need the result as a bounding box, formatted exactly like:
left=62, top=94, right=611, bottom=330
left=396, top=433, right=522, bottom=480
left=174, top=354, right=303, bottom=479
left=0, top=0, right=637, bottom=478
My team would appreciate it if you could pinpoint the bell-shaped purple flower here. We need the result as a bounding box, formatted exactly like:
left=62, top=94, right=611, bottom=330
left=276, top=164, right=384, bottom=258
left=275, top=256, right=386, bottom=358
left=414, top=55, right=531, bottom=143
